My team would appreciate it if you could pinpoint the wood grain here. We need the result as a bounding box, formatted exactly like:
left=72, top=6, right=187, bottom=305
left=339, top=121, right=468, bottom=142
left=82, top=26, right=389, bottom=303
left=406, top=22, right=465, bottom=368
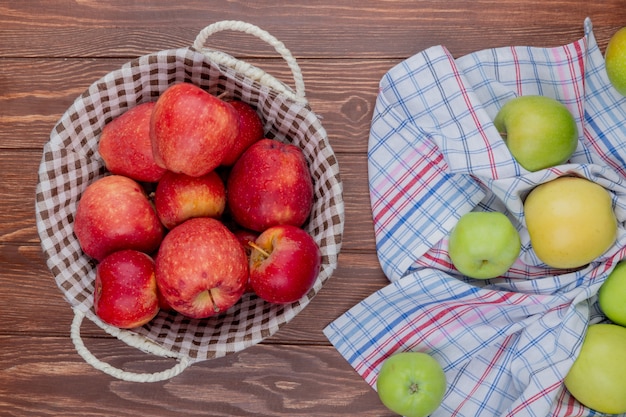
left=0, top=58, right=388, bottom=152
left=0, top=337, right=393, bottom=416
left=3, top=1, right=626, bottom=415
left=0, top=0, right=620, bottom=58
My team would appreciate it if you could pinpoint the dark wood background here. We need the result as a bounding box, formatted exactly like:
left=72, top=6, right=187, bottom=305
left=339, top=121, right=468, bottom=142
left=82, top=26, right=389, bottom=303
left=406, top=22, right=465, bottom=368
left=2, top=1, right=625, bottom=415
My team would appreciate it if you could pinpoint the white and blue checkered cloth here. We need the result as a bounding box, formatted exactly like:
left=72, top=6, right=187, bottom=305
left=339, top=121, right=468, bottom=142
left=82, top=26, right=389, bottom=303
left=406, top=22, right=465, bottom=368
left=324, top=18, right=626, bottom=416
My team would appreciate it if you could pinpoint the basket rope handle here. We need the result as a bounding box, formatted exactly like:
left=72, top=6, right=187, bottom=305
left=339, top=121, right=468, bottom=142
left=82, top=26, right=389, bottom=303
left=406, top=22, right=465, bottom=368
left=192, top=20, right=307, bottom=104
left=70, top=308, right=192, bottom=382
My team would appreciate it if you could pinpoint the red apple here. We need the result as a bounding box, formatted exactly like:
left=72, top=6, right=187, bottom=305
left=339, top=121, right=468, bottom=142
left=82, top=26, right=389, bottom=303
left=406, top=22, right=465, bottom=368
left=74, top=175, right=164, bottom=261
left=234, top=229, right=260, bottom=294
left=220, top=100, right=264, bottom=166
left=150, top=82, right=239, bottom=177
left=154, top=170, right=226, bottom=229
left=94, top=250, right=160, bottom=329
left=156, top=283, right=174, bottom=312
left=227, top=139, right=314, bottom=232
left=155, top=217, right=248, bottom=319
left=98, top=102, right=166, bottom=182
left=249, top=224, right=321, bottom=304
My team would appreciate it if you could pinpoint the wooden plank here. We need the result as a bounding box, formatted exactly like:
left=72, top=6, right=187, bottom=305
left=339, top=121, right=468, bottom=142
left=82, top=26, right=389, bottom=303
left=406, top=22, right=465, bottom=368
left=0, top=149, right=377, bottom=251
left=0, top=0, right=619, bottom=58
left=0, top=336, right=391, bottom=416
left=0, top=57, right=390, bottom=153
left=0, top=246, right=388, bottom=342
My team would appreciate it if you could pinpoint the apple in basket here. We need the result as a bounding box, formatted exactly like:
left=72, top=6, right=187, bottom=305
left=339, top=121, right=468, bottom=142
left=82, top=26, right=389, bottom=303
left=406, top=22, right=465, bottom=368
left=154, top=170, right=226, bottom=230
left=150, top=82, right=239, bottom=177
left=74, top=175, right=164, bottom=261
left=220, top=100, right=265, bottom=167
left=598, top=260, right=626, bottom=327
left=448, top=211, right=521, bottom=279
left=376, top=351, right=447, bottom=417
left=98, top=101, right=166, bottom=183
left=94, top=249, right=160, bottom=329
left=564, top=324, right=626, bottom=414
left=233, top=229, right=260, bottom=294
left=524, top=176, right=617, bottom=269
left=227, top=138, right=314, bottom=232
left=155, top=217, right=248, bottom=319
left=493, top=95, right=578, bottom=172
left=248, top=224, right=321, bottom=304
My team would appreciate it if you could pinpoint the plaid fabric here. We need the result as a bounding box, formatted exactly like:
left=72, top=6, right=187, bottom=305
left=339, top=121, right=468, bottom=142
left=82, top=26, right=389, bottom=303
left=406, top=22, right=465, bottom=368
left=35, top=47, right=344, bottom=362
left=324, top=18, right=626, bottom=416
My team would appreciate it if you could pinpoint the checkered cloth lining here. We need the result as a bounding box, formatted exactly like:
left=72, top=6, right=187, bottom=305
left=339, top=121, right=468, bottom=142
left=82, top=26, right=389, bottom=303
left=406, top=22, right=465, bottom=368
left=324, top=18, right=626, bottom=416
left=35, top=47, right=344, bottom=362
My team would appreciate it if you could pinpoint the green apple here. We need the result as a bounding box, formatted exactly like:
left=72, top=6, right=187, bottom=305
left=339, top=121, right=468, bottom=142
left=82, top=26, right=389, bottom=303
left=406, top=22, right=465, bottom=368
left=376, top=352, right=446, bottom=417
left=493, top=95, right=578, bottom=172
left=598, top=260, right=626, bottom=326
left=448, top=211, right=521, bottom=279
left=524, top=176, right=617, bottom=269
left=564, top=324, right=626, bottom=414
left=605, top=26, right=626, bottom=96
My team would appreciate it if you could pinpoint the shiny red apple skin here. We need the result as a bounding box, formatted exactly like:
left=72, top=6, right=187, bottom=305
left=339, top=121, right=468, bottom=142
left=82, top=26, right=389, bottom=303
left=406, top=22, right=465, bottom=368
left=150, top=83, right=239, bottom=177
left=74, top=175, right=165, bottom=261
left=155, top=217, right=248, bottom=319
left=94, top=250, right=160, bottom=329
left=98, top=102, right=166, bottom=182
left=226, top=139, right=314, bottom=232
left=156, top=283, right=174, bottom=312
left=220, top=100, right=264, bottom=167
left=234, top=229, right=260, bottom=294
left=249, top=225, right=321, bottom=304
left=154, top=170, right=226, bottom=229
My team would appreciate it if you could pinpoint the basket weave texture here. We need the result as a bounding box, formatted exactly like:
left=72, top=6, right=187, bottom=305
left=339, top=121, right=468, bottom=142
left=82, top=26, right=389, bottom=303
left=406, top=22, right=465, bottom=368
left=35, top=44, right=344, bottom=364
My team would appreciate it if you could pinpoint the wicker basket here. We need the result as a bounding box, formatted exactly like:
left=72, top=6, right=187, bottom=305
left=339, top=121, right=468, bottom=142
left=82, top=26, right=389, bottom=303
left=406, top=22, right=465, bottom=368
left=35, top=20, right=344, bottom=382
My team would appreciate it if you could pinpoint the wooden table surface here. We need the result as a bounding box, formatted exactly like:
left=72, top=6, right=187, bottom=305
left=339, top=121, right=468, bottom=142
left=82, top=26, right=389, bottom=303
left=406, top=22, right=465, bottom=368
left=2, top=1, right=626, bottom=416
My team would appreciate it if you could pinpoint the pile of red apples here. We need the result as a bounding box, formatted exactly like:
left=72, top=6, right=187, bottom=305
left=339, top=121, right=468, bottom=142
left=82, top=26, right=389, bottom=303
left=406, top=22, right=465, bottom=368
left=73, top=82, right=321, bottom=329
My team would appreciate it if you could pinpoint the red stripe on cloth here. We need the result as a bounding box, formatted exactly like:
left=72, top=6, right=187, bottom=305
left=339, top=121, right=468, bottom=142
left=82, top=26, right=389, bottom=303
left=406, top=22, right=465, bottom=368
left=449, top=55, right=499, bottom=179
left=511, top=47, right=523, bottom=95
left=572, top=39, right=586, bottom=114
left=451, top=333, right=516, bottom=417
left=361, top=291, right=523, bottom=382
left=551, top=385, right=586, bottom=417
left=372, top=150, right=445, bottom=232
left=505, top=379, right=563, bottom=417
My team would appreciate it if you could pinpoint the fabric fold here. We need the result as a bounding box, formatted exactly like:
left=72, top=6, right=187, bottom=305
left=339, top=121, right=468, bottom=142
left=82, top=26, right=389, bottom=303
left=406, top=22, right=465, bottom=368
left=325, top=18, right=626, bottom=416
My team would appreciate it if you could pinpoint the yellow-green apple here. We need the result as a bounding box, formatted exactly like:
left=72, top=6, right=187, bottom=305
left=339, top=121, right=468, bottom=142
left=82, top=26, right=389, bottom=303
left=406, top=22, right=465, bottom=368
left=155, top=217, right=248, bottom=318
left=154, top=170, right=226, bottom=230
left=598, top=260, right=626, bottom=326
left=220, top=100, right=264, bottom=166
left=249, top=224, right=321, bottom=304
left=564, top=323, right=626, bottom=414
left=150, top=82, right=239, bottom=177
left=493, top=95, right=578, bottom=171
left=524, top=176, right=617, bottom=269
left=94, top=250, right=160, bottom=329
left=605, top=27, right=626, bottom=96
left=227, top=139, right=314, bottom=232
left=74, top=175, right=164, bottom=261
left=376, top=351, right=447, bottom=417
left=98, top=102, right=166, bottom=183
left=448, top=211, right=521, bottom=279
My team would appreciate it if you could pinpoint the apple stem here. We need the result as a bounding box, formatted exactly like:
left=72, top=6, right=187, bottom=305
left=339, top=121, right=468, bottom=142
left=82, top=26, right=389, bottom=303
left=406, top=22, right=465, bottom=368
left=208, top=289, right=220, bottom=313
left=248, top=241, right=271, bottom=258
left=499, top=131, right=508, bottom=139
